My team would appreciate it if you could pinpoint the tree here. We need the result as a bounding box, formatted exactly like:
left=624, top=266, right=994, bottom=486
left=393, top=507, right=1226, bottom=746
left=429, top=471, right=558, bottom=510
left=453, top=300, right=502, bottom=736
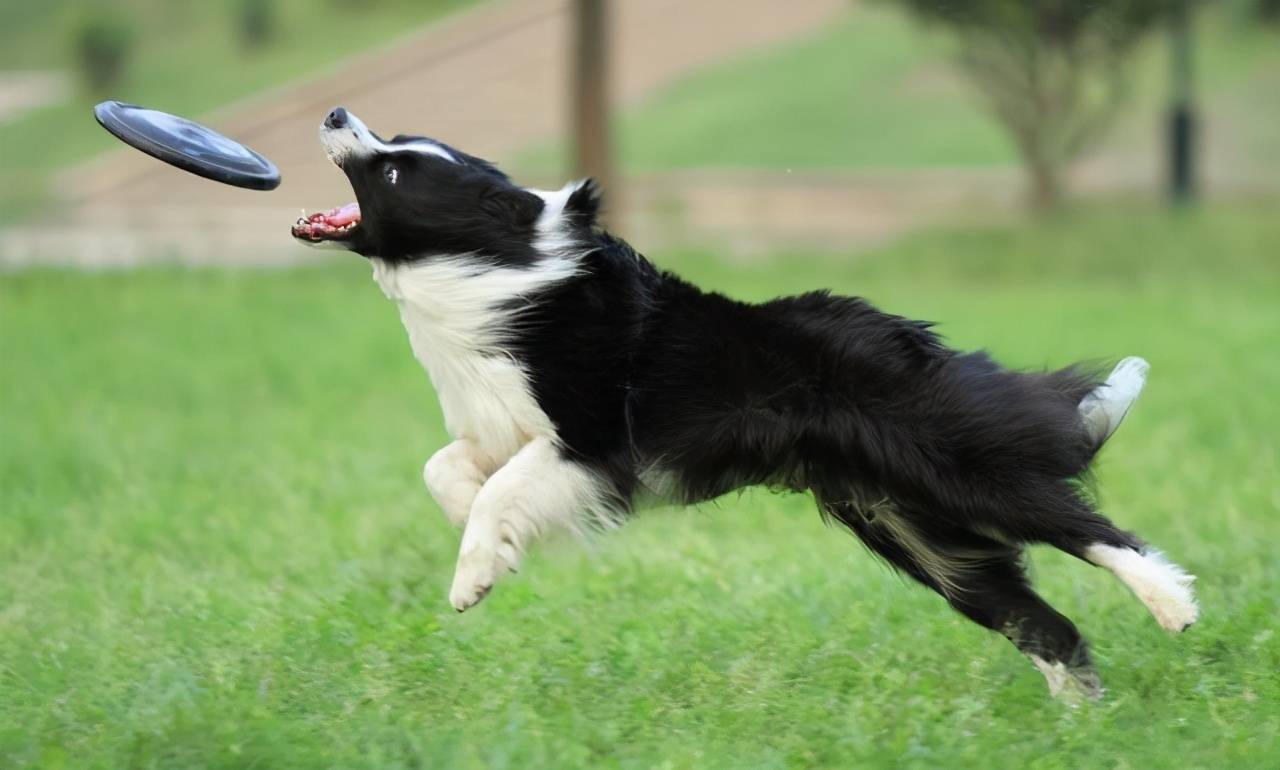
left=237, top=0, right=278, bottom=50
left=71, top=10, right=136, bottom=94
left=888, top=0, right=1177, bottom=208
left=1251, top=0, right=1280, bottom=23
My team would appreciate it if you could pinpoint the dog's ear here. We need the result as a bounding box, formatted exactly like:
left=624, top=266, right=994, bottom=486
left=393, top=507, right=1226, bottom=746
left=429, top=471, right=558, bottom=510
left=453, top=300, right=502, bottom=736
left=563, top=178, right=603, bottom=226
left=480, top=185, right=545, bottom=228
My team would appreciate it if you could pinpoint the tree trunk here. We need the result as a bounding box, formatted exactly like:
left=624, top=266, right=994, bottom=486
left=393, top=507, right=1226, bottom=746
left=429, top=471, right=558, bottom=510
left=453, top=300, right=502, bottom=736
left=1025, top=147, right=1062, bottom=211
left=1000, top=99, right=1063, bottom=211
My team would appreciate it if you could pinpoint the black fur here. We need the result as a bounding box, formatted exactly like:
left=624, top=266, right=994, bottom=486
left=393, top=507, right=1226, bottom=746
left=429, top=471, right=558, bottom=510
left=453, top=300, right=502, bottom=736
left=529, top=225, right=1141, bottom=684
left=308, top=117, right=1153, bottom=689
left=328, top=131, right=547, bottom=264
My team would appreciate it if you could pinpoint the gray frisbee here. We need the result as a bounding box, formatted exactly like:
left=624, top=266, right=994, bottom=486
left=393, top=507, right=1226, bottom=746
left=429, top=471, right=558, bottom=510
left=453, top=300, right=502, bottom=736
left=93, top=100, right=281, bottom=191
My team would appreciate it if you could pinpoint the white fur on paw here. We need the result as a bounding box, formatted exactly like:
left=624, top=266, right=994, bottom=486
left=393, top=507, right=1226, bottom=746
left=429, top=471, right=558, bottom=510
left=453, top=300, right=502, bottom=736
left=423, top=460, right=480, bottom=527
left=449, top=547, right=500, bottom=611
left=448, top=535, right=519, bottom=612
left=1141, top=557, right=1199, bottom=632
left=1086, top=544, right=1199, bottom=632
left=1029, top=655, right=1104, bottom=703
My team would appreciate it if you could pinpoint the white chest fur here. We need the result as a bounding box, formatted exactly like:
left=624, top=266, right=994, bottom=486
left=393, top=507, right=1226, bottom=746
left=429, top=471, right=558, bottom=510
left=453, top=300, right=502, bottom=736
left=370, top=257, right=575, bottom=462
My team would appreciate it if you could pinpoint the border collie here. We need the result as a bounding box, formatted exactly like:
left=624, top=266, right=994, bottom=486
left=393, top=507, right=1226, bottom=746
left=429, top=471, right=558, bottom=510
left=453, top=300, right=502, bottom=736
left=293, top=108, right=1198, bottom=699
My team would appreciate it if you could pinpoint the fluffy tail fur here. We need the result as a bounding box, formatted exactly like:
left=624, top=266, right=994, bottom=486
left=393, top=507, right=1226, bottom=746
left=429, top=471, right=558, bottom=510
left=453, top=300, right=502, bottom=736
left=1078, top=357, right=1150, bottom=448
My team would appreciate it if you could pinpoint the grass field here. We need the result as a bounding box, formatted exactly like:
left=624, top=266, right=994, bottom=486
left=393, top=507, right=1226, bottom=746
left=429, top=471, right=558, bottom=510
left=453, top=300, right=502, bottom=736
left=3, top=204, right=1279, bottom=767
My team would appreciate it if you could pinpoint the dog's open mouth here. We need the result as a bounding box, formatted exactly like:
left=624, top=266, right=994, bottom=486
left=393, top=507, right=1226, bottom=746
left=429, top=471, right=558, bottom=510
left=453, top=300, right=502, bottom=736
left=292, top=201, right=361, bottom=242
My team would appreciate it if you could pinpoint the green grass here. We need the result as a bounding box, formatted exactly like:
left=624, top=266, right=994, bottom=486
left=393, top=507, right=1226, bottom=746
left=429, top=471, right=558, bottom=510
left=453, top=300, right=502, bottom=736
left=519, top=4, right=1012, bottom=177
left=518, top=4, right=1280, bottom=177
left=0, top=0, right=475, bottom=223
left=3, top=204, right=1279, bottom=767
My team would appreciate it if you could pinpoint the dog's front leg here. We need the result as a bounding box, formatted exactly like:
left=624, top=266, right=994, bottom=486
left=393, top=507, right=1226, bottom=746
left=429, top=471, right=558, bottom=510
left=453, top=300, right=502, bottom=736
left=448, top=436, right=599, bottom=611
left=423, top=439, right=495, bottom=527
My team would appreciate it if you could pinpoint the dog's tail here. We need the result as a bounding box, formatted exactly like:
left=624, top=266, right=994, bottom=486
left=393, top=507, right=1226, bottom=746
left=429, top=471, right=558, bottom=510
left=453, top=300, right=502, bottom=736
left=1077, top=357, right=1150, bottom=448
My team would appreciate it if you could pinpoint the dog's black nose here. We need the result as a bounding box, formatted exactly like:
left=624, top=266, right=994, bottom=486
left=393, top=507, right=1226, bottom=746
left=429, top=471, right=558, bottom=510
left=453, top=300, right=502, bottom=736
left=324, top=107, right=348, bottom=130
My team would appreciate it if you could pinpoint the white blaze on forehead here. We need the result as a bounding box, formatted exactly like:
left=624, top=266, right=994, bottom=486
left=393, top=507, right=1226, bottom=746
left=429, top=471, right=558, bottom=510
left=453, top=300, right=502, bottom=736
left=320, top=110, right=457, bottom=164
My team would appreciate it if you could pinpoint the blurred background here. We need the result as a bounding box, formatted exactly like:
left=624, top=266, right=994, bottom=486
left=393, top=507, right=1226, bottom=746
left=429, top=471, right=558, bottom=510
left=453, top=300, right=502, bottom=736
left=1, top=0, right=1277, bottom=263
left=3, top=2, right=1279, bottom=766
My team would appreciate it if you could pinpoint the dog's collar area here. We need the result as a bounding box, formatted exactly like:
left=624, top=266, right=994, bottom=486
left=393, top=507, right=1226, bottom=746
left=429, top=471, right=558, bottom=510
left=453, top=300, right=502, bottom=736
left=292, top=201, right=361, bottom=242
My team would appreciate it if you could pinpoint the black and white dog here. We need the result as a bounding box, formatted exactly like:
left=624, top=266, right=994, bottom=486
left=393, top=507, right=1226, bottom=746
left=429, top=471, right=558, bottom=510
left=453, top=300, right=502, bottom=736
left=294, top=108, right=1197, bottom=699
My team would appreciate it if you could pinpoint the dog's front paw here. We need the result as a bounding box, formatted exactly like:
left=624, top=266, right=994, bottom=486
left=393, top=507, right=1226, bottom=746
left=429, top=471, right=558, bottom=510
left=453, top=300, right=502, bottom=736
left=423, top=458, right=480, bottom=528
left=448, top=538, right=518, bottom=612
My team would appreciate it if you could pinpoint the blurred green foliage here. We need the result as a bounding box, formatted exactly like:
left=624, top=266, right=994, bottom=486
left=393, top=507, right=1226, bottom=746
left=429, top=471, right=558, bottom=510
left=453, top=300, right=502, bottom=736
left=1250, top=0, right=1280, bottom=22
left=517, top=7, right=1014, bottom=177
left=70, top=9, right=137, bottom=93
left=880, top=0, right=1180, bottom=207
left=0, top=0, right=475, bottom=224
left=236, top=0, right=277, bottom=49
left=519, top=2, right=1279, bottom=187
left=0, top=0, right=465, bottom=69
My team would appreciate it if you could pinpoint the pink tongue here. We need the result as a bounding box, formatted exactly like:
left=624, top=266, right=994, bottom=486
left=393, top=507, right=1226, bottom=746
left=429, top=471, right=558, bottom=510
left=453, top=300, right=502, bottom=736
left=326, top=202, right=360, bottom=226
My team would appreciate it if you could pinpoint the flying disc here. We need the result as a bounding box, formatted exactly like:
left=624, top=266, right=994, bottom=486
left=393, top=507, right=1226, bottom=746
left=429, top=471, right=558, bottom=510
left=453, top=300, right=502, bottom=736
left=93, top=100, right=281, bottom=191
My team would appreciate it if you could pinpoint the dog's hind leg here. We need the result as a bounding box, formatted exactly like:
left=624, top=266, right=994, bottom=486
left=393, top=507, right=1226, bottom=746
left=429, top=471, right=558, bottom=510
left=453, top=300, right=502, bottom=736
left=1078, top=356, right=1149, bottom=445
left=991, top=489, right=1199, bottom=633
left=943, top=553, right=1103, bottom=702
left=1040, top=508, right=1198, bottom=633
left=823, top=500, right=1103, bottom=700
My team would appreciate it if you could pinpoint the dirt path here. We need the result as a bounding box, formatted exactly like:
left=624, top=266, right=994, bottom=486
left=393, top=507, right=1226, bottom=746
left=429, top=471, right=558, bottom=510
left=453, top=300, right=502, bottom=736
left=78, top=0, right=852, bottom=205
left=0, top=72, right=69, bottom=126
left=0, top=0, right=843, bottom=266
left=6, top=0, right=1273, bottom=268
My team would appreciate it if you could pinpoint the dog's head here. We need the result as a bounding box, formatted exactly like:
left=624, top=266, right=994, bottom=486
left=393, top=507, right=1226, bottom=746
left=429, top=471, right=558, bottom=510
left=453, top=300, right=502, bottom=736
left=293, top=108, right=594, bottom=261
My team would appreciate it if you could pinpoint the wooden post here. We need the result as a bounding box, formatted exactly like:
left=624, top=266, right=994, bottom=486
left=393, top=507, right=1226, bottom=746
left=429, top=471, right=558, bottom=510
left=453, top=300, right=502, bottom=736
left=571, top=0, right=614, bottom=208
left=1168, top=0, right=1196, bottom=204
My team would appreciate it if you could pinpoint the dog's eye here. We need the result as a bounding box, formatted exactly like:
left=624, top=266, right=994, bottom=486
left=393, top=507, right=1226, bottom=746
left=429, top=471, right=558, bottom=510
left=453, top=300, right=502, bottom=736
left=384, top=165, right=399, bottom=185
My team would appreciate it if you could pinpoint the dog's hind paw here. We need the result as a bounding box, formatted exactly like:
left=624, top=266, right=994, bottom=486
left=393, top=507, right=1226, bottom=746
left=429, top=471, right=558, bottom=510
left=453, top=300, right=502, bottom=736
left=1029, top=655, right=1104, bottom=704
left=1147, top=564, right=1199, bottom=633
left=1085, top=544, right=1199, bottom=633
